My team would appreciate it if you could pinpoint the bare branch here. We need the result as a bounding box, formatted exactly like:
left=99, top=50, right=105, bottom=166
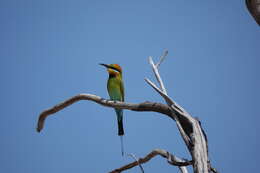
left=156, top=49, right=168, bottom=68
left=36, top=50, right=218, bottom=173
left=175, top=118, right=192, bottom=150
left=126, top=153, right=144, bottom=173
left=144, top=78, right=192, bottom=149
left=109, top=149, right=192, bottom=173
left=144, top=78, right=175, bottom=107
left=148, top=56, right=167, bottom=94
left=36, top=94, right=192, bottom=173
left=36, top=94, right=173, bottom=132
left=146, top=51, right=212, bottom=173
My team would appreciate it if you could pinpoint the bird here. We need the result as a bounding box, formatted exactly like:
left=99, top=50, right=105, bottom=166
left=99, top=63, right=125, bottom=156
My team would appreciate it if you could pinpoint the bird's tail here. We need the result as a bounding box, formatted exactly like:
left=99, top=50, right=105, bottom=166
left=120, top=135, right=124, bottom=156
left=116, top=109, right=124, bottom=156
left=116, top=109, right=124, bottom=136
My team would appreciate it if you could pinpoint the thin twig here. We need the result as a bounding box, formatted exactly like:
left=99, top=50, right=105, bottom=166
left=144, top=78, right=175, bottom=107
left=148, top=56, right=167, bottom=95
left=109, top=149, right=192, bottom=173
left=144, top=77, right=192, bottom=148
left=127, top=153, right=144, bottom=173
left=156, top=49, right=168, bottom=68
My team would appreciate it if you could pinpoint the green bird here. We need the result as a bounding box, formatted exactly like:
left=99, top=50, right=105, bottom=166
left=100, top=63, right=125, bottom=155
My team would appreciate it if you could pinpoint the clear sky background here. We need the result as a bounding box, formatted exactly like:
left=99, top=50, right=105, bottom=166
left=0, top=1, right=259, bottom=173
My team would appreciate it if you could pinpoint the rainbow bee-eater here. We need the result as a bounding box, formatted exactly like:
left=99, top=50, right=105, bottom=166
left=100, top=63, right=125, bottom=155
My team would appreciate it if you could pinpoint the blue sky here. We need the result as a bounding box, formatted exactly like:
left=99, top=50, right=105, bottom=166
left=0, top=1, right=259, bottom=172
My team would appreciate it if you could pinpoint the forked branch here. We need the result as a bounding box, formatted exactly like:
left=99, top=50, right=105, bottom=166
left=144, top=51, right=215, bottom=173
left=36, top=50, right=218, bottom=173
left=109, top=149, right=192, bottom=173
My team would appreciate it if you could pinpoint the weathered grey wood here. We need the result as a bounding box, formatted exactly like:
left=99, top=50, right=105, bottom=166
left=36, top=51, right=218, bottom=173
left=109, top=149, right=192, bottom=173
left=145, top=52, right=210, bottom=173
left=36, top=95, right=172, bottom=132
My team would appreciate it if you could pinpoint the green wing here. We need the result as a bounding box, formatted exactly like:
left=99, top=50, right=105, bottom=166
left=120, top=79, right=124, bottom=102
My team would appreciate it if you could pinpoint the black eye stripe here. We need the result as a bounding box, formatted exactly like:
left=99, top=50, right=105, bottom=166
left=109, top=66, right=121, bottom=72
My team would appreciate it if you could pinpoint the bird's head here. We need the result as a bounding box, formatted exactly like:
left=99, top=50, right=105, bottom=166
left=99, top=63, right=122, bottom=75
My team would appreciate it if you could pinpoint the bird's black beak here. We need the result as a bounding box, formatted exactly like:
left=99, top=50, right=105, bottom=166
left=99, top=63, right=110, bottom=68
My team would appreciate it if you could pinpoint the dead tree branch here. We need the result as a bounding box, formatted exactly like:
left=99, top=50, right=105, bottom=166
left=36, top=94, right=172, bottom=132
left=126, top=153, right=144, bottom=173
left=143, top=51, right=214, bottom=173
left=109, top=149, right=192, bottom=173
left=36, top=50, right=218, bottom=173
left=36, top=94, right=190, bottom=173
